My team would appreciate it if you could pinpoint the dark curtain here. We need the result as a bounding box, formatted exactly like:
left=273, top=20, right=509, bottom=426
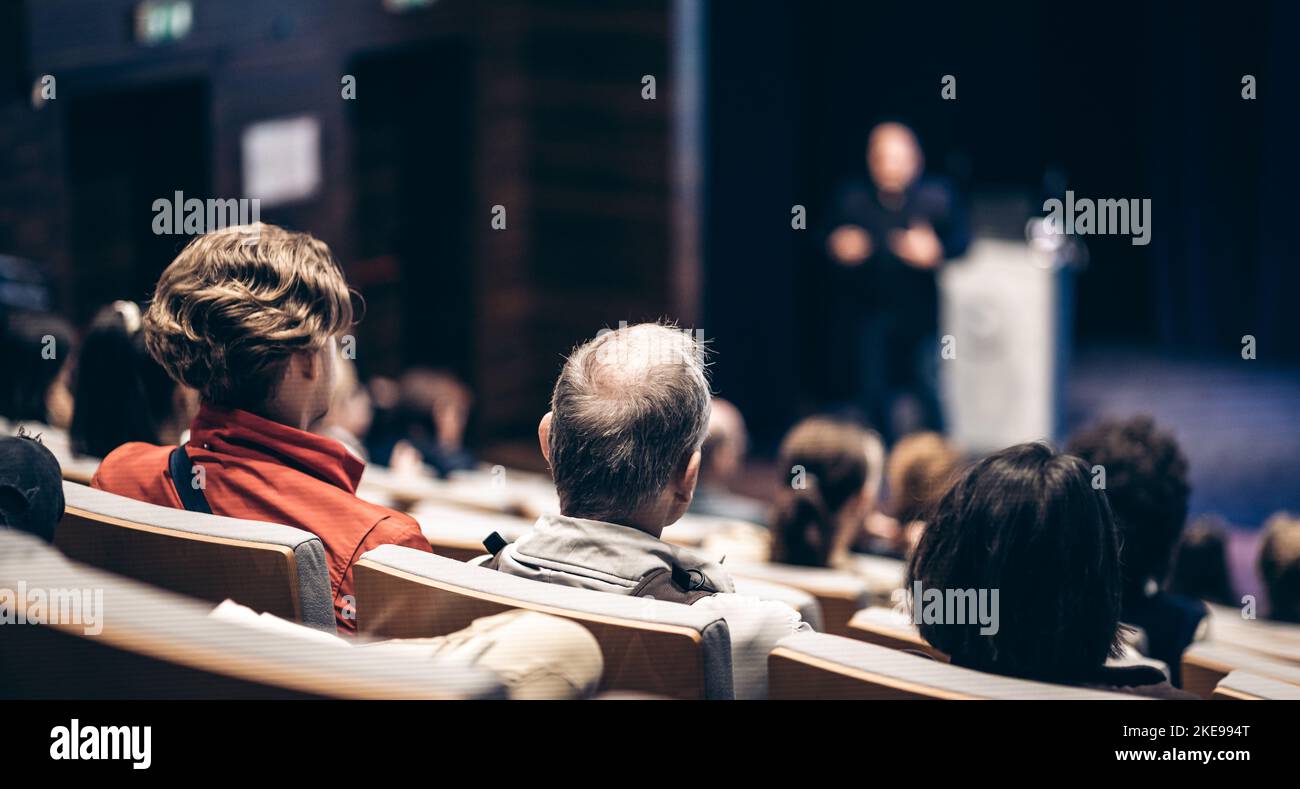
left=1147, top=1, right=1299, bottom=361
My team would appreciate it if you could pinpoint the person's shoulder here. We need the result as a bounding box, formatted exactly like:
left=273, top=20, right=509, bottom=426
left=365, top=508, right=429, bottom=551
left=913, top=176, right=958, bottom=208
left=1160, top=590, right=1209, bottom=619
left=916, top=174, right=957, bottom=192
left=1132, top=590, right=1208, bottom=632
left=91, top=441, right=172, bottom=490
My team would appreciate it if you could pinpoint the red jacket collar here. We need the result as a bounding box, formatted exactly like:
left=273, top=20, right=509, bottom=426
left=188, top=403, right=365, bottom=492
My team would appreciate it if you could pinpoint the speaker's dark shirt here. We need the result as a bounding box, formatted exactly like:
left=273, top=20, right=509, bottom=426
left=827, top=176, right=969, bottom=333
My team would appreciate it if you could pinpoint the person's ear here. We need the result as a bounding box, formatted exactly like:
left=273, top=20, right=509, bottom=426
left=537, top=412, right=553, bottom=466
left=675, top=449, right=702, bottom=501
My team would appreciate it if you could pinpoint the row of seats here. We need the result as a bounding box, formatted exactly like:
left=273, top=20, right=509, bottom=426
left=406, top=489, right=889, bottom=636
left=0, top=528, right=502, bottom=699
left=1181, top=642, right=1300, bottom=699
left=36, top=480, right=1300, bottom=699
left=57, top=481, right=336, bottom=629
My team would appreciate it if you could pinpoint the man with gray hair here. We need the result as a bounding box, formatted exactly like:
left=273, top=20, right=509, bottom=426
left=483, top=322, right=809, bottom=699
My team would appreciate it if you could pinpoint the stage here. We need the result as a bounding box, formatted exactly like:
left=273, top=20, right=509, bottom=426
left=1067, top=348, right=1300, bottom=529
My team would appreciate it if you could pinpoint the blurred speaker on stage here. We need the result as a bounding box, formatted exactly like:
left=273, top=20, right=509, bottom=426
left=823, top=122, right=969, bottom=443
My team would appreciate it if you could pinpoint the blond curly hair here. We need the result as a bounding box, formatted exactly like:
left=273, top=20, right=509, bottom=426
left=143, top=223, right=353, bottom=410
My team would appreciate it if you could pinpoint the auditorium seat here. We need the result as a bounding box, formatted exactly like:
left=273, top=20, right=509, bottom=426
left=725, top=560, right=870, bottom=636
left=1202, top=603, right=1300, bottom=666
left=0, top=528, right=503, bottom=700
left=446, top=466, right=561, bottom=517
left=409, top=501, right=534, bottom=562
left=358, top=464, right=559, bottom=517
left=1181, top=641, right=1300, bottom=699
left=847, top=605, right=1170, bottom=677
left=357, top=465, right=460, bottom=511
left=1211, top=670, right=1300, bottom=700
left=730, top=577, right=823, bottom=631
left=0, top=419, right=98, bottom=483
left=841, top=552, right=907, bottom=605
left=53, top=481, right=335, bottom=630
left=58, top=455, right=100, bottom=485
left=768, top=632, right=1138, bottom=700
left=2, top=420, right=72, bottom=458
left=352, top=545, right=735, bottom=699
left=847, top=605, right=947, bottom=659
left=662, top=513, right=770, bottom=563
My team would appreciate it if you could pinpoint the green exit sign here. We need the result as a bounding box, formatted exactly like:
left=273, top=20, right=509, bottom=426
left=134, top=0, right=193, bottom=46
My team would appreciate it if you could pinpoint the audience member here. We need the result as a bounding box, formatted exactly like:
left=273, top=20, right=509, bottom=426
left=70, top=301, right=195, bottom=459
left=862, top=430, right=960, bottom=556
left=887, top=431, right=959, bottom=525
left=91, top=224, right=432, bottom=632
left=1067, top=415, right=1203, bottom=683
left=1167, top=514, right=1238, bottom=608
left=769, top=416, right=876, bottom=568
left=483, top=322, right=809, bottom=699
left=0, top=310, right=76, bottom=450
left=688, top=397, right=768, bottom=524
left=367, top=367, right=476, bottom=477
left=0, top=431, right=65, bottom=543
left=1258, top=511, right=1300, bottom=623
left=908, top=442, right=1194, bottom=698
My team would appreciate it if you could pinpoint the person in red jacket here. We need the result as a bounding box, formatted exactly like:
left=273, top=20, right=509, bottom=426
left=92, top=223, right=431, bottom=633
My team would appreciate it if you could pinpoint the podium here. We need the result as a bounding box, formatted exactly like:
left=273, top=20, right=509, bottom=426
left=938, top=237, right=1074, bottom=453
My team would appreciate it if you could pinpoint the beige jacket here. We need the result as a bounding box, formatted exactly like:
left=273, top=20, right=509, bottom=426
left=492, top=513, right=811, bottom=699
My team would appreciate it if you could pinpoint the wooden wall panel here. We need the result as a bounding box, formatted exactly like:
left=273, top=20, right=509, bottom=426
left=1, top=0, right=687, bottom=445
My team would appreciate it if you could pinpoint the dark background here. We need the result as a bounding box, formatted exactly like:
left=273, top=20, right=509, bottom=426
left=2, top=0, right=1297, bottom=469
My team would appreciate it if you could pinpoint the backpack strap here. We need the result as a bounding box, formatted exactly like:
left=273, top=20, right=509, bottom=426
left=629, top=566, right=717, bottom=605
left=473, top=532, right=716, bottom=606
left=168, top=445, right=213, bottom=515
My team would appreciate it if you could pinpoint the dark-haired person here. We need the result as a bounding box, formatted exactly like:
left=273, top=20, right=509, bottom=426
left=770, top=416, right=878, bottom=567
left=1258, top=512, right=1300, bottom=623
left=1066, top=415, right=1203, bottom=684
left=0, top=310, right=76, bottom=455
left=485, top=322, right=809, bottom=699
left=91, top=224, right=431, bottom=633
left=908, top=442, right=1194, bottom=698
left=70, top=301, right=196, bottom=459
left=0, top=432, right=65, bottom=542
left=1168, top=515, right=1238, bottom=608
left=366, top=368, right=476, bottom=477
